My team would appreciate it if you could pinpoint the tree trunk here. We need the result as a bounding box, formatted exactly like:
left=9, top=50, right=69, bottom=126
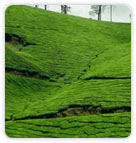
left=110, top=5, right=112, bottom=22
left=98, top=5, right=101, bottom=21
left=44, top=5, right=47, bottom=10
left=61, top=5, right=67, bottom=14
left=64, top=5, right=67, bottom=14
left=61, top=5, right=64, bottom=13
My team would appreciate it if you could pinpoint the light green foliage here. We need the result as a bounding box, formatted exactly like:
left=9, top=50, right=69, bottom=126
left=6, top=74, right=131, bottom=120
left=5, top=5, right=131, bottom=81
left=81, top=43, right=131, bottom=79
left=6, top=112, right=131, bottom=138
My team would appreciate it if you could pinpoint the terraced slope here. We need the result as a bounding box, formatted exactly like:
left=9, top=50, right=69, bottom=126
left=5, top=5, right=131, bottom=138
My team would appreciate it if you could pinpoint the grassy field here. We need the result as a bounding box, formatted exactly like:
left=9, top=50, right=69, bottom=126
left=5, top=5, right=131, bottom=138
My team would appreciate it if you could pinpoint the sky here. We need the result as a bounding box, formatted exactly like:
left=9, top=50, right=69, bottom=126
left=30, top=5, right=131, bottom=23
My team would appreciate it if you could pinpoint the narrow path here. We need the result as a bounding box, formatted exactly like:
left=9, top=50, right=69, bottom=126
left=6, top=105, right=131, bottom=121
left=84, top=76, right=131, bottom=80
left=5, top=67, right=54, bottom=81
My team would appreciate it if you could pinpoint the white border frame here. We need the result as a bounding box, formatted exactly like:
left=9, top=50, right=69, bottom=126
left=0, top=0, right=135, bottom=143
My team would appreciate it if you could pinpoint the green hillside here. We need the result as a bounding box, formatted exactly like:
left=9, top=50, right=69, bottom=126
left=5, top=5, right=131, bottom=138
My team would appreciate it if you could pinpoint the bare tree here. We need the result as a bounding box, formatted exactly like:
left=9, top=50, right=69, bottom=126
left=61, top=5, right=71, bottom=14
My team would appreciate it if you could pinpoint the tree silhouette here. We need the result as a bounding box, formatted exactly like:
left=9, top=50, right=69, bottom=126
left=61, top=5, right=71, bottom=14
left=35, top=5, right=38, bottom=8
left=44, top=5, right=47, bottom=10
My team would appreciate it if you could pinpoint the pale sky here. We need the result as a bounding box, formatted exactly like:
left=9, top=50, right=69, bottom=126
left=30, top=5, right=131, bottom=23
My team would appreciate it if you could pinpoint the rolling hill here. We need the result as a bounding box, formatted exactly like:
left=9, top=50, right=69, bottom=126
left=5, top=5, right=131, bottom=138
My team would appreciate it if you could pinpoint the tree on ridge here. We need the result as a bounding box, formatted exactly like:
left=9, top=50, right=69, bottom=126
left=61, top=5, right=71, bottom=14
left=89, top=5, right=106, bottom=21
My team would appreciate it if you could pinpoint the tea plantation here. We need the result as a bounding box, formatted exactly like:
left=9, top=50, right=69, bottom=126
left=5, top=5, right=131, bottom=138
